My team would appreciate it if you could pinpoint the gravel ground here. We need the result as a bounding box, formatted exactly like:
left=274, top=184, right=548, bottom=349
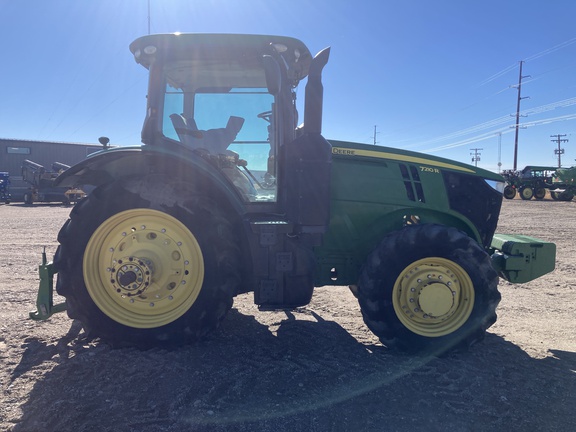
left=1, top=198, right=574, bottom=432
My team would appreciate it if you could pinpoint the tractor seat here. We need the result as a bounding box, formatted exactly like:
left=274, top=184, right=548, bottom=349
left=170, top=114, right=244, bottom=154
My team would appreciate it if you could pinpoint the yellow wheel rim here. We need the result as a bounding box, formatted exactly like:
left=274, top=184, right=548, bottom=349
left=83, top=209, right=204, bottom=328
left=392, top=257, right=475, bottom=337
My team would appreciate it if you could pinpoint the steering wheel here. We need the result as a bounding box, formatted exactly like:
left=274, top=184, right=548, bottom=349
left=257, top=110, right=272, bottom=123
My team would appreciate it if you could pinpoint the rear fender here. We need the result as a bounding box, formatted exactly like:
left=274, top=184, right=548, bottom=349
left=53, top=146, right=246, bottom=215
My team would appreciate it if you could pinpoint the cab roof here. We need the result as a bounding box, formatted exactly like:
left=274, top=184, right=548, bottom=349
left=129, top=33, right=313, bottom=83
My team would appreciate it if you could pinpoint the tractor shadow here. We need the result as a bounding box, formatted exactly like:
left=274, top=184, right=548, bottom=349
left=10, top=308, right=576, bottom=432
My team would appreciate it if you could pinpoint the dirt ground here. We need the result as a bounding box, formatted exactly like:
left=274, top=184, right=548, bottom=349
left=1, top=197, right=574, bottom=432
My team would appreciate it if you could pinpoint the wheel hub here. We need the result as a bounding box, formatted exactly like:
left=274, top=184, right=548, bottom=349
left=418, top=282, right=454, bottom=317
left=392, top=257, right=475, bottom=337
left=111, top=257, right=153, bottom=296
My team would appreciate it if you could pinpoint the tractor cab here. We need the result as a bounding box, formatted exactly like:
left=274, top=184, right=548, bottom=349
left=129, top=33, right=325, bottom=204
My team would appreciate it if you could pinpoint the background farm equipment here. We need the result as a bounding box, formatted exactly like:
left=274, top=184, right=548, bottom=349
left=21, top=160, right=85, bottom=205
left=0, top=172, right=11, bottom=204
left=549, top=166, right=576, bottom=201
left=501, top=166, right=558, bottom=200
left=502, top=165, right=576, bottom=201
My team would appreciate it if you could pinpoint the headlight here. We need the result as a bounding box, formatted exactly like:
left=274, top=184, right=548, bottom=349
left=484, top=179, right=505, bottom=194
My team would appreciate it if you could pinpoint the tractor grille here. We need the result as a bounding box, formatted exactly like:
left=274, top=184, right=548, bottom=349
left=443, top=171, right=502, bottom=248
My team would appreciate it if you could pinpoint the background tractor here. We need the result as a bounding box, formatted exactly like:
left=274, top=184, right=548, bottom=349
left=502, top=165, right=576, bottom=201
left=32, top=33, right=555, bottom=354
left=501, top=165, right=558, bottom=200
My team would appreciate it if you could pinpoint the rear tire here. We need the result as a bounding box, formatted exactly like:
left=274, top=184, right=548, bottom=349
left=534, top=188, right=546, bottom=200
left=519, top=186, right=533, bottom=200
left=54, top=176, right=240, bottom=348
left=356, top=224, right=500, bottom=354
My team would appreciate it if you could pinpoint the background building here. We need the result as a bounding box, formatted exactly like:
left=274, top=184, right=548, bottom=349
left=0, top=138, right=104, bottom=202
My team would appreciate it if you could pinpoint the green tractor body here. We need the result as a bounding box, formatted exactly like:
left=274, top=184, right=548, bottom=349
left=33, top=34, right=556, bottom=353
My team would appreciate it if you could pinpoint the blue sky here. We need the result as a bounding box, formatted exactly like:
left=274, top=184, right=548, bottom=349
left=2, top=0, right=576, bottom=172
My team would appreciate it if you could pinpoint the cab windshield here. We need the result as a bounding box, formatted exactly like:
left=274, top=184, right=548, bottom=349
left=162, top=83, right=276, bottom=203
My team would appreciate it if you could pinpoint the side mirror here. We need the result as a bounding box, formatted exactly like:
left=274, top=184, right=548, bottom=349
left=263, top=55, right=281, bottom=96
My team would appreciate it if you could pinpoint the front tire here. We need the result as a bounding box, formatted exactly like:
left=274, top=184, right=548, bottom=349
left=54, top=176, right=241, bottom=348
left=356, top=224, right=500, bottom=354
left=503, top=185, right=516, bottom=199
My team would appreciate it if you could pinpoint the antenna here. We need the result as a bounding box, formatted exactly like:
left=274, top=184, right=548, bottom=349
left=147, top=0, right=151, bottom=35
left=497, top=132, right=502, bottom=173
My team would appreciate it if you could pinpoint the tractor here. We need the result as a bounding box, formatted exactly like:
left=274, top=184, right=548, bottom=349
left=501, top=165, right=558, bottom=200
left=31, top=33, right=555, bottom=354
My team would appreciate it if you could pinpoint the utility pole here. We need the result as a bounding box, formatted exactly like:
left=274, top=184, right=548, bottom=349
left=512, top=61, right=530, bottom=171
left=373, top=125, right=379, bottom=145
left=550, top=134, right=568, bottom=167
left=470, top=148, right=483, bottom=167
